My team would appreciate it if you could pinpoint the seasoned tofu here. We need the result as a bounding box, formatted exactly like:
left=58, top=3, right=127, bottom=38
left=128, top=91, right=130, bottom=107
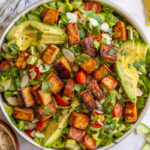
left=36, top=102, right=56, bottom=121
left=15, top=51, right=29, bottom=69
left=90, top=79, right=105, bottom=101
left=100, top=75, right=118, bottom=94
left=63, top=79, right=76, bottom=98
left=80, top=37, right=94, bottom=50
left=14, top=107, right=34, bottom=122
left=68, top=127, right=86, bottom=142
left=42, top=9, right=59, bottom=24
left=17, top=91, right=24, bottom=107
left=46, top=72, right=64, bottom=95
left=124, top=101, right=137, bottom=123
left=18, top=87, right=35, bottom=108
left=69, top=112, right=89, bottom=130
left=100, top=44, right=119, bottom=63
left=113, top=21, right=127, bottom=41
left=79, top=58, right=97, bottom=74
left=67, top=23, right=80, bottom=45
left=54, top=56, right=72, bottom=78
left=83, top=48, right=96, bottom=57
left=93, top=64, right=110, bottom=81
left=42, top=45, right=59, bottom=65
left=0, top=60, right=11, bottom=71
left=80, top=89, right=97, bottom=112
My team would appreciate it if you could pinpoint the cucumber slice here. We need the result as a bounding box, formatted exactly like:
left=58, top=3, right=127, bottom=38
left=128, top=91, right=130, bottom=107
left=146, top=133, right=150, bottom=143
left=142, top=143, right=150, bottom=150
left=136, top=123, right=150, bottom=134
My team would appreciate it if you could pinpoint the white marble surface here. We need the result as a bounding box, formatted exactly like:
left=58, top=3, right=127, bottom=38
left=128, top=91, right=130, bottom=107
left=0, top=0, right=150, bottom=150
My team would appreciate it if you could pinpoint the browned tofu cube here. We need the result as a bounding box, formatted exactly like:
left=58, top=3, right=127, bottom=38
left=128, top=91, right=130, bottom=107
left=31, top=83, right=42, bottom=105
left=67, top=23, right=80, bottom=45
left=63, top=79, right=76, bottom=98
left=84, top=48, right=96, bottom=57
left=54, top=56, right=72, bottom=78
left=69, top=112, right=89, bottom=130
left=17, top=91, right=24, bottom=107
left=80, top=37, right=94, bottom=50
left=100, top=44, right=119, bottom=63
left=42, top=45, right=59, bottom=65
left=36, top=102, right=56, bottom=121
left=15, top=51, right=29, bottom=69
left=46, top=72, right=64, bottom=95
left=68, top=127, right=86, bottom=142
left=113, top=21, right=127, bottom=41
left=0, top=60, right=11, bottom=71
left=41, top=8, right=48, bottom=18
left=14, top=107, right=34, bottom=122
left=80, top=89, right=97, bottom=112
left=18, top=87, right=35, bottom=108
left=100, top=75, right=118, bottom=94
left=90, top=79, right=105, bottom=101
left=124, top=101, right=137, bottom=123
left=93, top=64, right=110, bottom=81
left=42, top=9, right=59, bottom=24
left=79, top=58, right=97, bottom=74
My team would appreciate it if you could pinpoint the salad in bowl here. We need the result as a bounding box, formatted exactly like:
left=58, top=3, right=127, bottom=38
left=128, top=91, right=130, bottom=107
left=0, top=0, right=150, bottom=149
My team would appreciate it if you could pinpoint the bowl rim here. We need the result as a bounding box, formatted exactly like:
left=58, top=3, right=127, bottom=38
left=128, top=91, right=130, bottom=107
left=0, top=0, right=150, bottom=150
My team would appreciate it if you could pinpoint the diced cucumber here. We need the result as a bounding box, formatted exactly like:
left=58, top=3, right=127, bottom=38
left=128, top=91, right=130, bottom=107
left=27, top=55, right=38, bottom=65
left=98, top=13, right=106, bottom=23
left=28, top=45, right=37, bottom=55
left=142, top=143, right=150, bottom=150
left=146, top=133, right=150, bottom=143
left=3, top=103, right=14, bottom=117
left=27, top=13, right=41, bottom=22
left=66, top=139, right=80, bottom=150
left=36, top=59, right=43, bottom=67
left=136, top=123, right=150, bottom=135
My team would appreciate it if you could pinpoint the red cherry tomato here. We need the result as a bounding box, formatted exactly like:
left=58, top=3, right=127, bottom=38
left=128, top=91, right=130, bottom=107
left=36, top=120, right=49, bottom=132
left=83, top=134, right=97, bottom=150
left=113, top=102, right=123, bottom=118
left=72, top=9, right=79, bottom=13
left=76, top=70, right=87, bottom=84
left=55, top=94, right=71, bottom=106
left=91, top=112, right=105, bottom=128
left=84, top=2, right=101, bottom=14
left=24, top=129, right=35, bottom=139
left=28, top=65, right=42, bottom=79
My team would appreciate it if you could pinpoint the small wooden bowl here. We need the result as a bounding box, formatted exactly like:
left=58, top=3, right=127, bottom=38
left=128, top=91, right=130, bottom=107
left=0, top=120, right=19, bottom=150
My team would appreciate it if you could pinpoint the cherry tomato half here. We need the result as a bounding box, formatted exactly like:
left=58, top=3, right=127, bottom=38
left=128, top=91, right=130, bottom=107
left=72, top=9, right=79, bottom=13
left=113, top=102, right=123, bottom=118
left=36, top=120, right=49, bottom=132
left=24, top=129, right=35, bottom=139
left=83, top=134, right=97, bottom=150
left=84, top=2, right=101, bottom=14
left=55, top=94, right=71, bottom=106
left=28, top=65, right=42, bottom=79
left=76, top=70, right=87, bottom=84
left=91, top=112, right=105, bottom=128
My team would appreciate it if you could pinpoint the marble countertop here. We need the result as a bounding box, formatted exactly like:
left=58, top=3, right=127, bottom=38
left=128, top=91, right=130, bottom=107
left=0, top=0, right=150, bottom=150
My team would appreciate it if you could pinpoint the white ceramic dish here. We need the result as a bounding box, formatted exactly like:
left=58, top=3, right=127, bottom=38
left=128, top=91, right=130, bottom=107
left=0, top=0, right=150, bottom=149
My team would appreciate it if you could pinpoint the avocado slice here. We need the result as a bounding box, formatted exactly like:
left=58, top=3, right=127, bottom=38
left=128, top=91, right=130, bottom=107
left=6, top=20, right=67, bottom=50
left=116, top=40, right=148, bottom=101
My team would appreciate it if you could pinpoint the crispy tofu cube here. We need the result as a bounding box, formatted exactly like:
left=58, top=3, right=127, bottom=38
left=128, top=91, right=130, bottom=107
left=63, top=79, right=76, bottom=98
left=46, top=72, right=64, bottom=95
left=15, top=51, right=29, bottom=69
left=0, top=60, right=11, bottom=72
left=14, top=107, right=34, bottom=122
left=17, top=91, right=24, bottom=107
left=67, top=23, right=80, bottom=45
left=68, top=127, right=86, bottom=142
left=54, top=56, right=72, bottom=78
left=69, top=112, right=89, bottom=130
left=113, top=21, right=127, bottom=41
left=36, top=102, right=56, bottom=121
left=31, top=83, right=42, bottom=105
left=80, top=37, right=94, bottom=50
left=93, top=64, right=110, bottom=81
left=100, top=44, right=119, bottom=63
left=124, top=101, right=137, bottom=123
left=42, top=9, right=59, bottom=24
left=100, top=75, right=118, bottom=94
left=18, top=87, right=35, bottom=108
left=42, top=45, right=59, bottom=65
left=90, top=79, right=105, bottom=101
left=84, top=48, right=96, bottom=57
left=80, top=89, right=97, bottom=112
left=79, top=58, right=97, bottom=74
